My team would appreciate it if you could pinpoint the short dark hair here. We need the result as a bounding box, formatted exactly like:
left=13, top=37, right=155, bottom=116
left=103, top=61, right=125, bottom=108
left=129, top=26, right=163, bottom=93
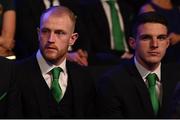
left=132, top=12, right=169, bottom=38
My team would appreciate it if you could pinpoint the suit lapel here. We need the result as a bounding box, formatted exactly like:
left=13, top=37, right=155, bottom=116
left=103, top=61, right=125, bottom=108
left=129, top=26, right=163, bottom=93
left=92, top=1, right=111, bottom=48
left=127, top=59, right=155, bottom=116
left=98, top=2, right=111, bottom=46
left=38, top=0, right=46, bottom=10
left=159, top=64, right=177, bottom=116
left=66, top=62, right=84, bottom=116
left=30, top=56, right=50, bottom=117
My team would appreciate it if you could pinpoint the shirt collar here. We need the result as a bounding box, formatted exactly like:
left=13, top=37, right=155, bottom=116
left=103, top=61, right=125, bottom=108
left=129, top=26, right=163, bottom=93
left=36, top=49, right=67, bottom=76
left=134, top=57, right=161, bottom=82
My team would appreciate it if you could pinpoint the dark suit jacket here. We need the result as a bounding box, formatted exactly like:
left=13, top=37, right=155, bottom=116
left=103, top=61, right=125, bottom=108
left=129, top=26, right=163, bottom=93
left=80, top=0, right=134, bottom=54
left=14, top=54, right=96, bottom=118
left=15, top=0, right=88, bottom=59
left=96, top=58, right=180, bottom=118
left=79, top=0, right=135, bottom=65
left=0, top=57, right=21, bottom=118
left=169, top=80, right=180, bottom=118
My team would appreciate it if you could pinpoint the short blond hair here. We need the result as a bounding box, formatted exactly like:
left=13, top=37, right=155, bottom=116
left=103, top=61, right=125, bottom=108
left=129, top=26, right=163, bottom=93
left=40, top=6, right=77, bottom=30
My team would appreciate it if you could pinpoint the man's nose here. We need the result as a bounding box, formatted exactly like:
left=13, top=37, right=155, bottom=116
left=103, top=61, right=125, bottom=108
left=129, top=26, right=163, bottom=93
left=48, top=32, right=56, bottom=42
left=151, top=38, right=158, bottom=48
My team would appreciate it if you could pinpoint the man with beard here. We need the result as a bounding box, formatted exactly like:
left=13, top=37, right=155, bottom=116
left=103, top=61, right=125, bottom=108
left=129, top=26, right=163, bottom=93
left=14, top=6, right=95, bottom=118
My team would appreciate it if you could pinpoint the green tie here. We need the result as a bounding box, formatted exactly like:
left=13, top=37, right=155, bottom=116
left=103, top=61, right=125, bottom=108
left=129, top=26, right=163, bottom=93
left=146, top=73, right=159, bottom=115
left=107, top=0, right=125, bottom=51
left=51, top=67, right=62, bottom=103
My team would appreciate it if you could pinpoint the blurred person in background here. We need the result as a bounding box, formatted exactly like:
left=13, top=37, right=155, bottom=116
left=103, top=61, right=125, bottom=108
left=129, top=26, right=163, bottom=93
left=79, top=0, right=135, bottom=66
left=0, top=0, right=16, bottom=59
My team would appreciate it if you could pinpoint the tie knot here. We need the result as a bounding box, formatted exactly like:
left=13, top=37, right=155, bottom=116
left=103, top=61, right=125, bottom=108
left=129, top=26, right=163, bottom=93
left=146, top=73, right=157, bottom=87
left=51, top=67, right=63, bottom=80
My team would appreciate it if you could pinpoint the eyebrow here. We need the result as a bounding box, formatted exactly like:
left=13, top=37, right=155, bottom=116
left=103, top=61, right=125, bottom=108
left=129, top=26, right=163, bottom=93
left=40, top=27, right=65, bottom=32
left=139, top=34, right=168, bottom=38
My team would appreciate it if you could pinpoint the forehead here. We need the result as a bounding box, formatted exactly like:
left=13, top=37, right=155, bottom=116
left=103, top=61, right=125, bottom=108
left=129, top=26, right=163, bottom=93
left=42, top=12, right=71, bottom=23
left=40, top=13, right=73, bottom=31
left=137, top=23, right=168, bottom=35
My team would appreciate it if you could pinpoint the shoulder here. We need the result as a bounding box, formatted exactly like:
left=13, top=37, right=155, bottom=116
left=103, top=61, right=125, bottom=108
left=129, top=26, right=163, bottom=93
left=14, top=55, right=38, bottom=71
left=96, top=61, right=135, bottom=100
left=0, top=56, right=13, bottom=75
left=103, top=59, right=134, bottom=77
left=66, top=61, right=85, bottom=70
left=0, top=57, right=13, bottom=70
left=66, top=61, right=91, bottom=78
left=97, top=59, right=135, bottom=86
left=161, top=63, right=180, bottom=83
left=162, top=62, right=180, bottom=70
left=0, top=56, right=12, bottom=63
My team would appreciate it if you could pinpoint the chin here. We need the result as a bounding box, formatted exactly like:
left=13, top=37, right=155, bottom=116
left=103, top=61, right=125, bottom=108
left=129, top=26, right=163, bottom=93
left=44, top=54, right=57, bottom=61
left=147, top=59, right=161, bottom=65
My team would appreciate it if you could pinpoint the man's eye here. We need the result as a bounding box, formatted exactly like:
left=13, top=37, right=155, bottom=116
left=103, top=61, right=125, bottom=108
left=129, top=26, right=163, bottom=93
left=56, top=31, right=65, bottom=35
left=157, top=35, right=168, bottom=41
left=41, top=29, right=50, bottom=34
left=139, top=35, right=152, bottom=41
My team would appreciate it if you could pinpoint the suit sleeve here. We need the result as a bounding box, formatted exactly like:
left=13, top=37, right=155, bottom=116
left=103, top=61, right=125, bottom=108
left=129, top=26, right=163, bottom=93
left=7, top=61, right=22, bottom=118
left=170, top=82, right=180, bottom=118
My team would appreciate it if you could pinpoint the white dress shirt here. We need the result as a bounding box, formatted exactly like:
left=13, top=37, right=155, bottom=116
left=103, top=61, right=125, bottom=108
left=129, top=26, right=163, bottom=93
left=134, top=57, right=162, bottom=103
left=101, top=0, right=129, bottom=52
left=36, top=50, right=68, bottom=98
left=43, top=0, right=60, bottom=9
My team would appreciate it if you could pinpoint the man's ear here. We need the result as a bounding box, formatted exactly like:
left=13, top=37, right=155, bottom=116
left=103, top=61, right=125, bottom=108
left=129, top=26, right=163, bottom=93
left=128, top=37, right=136, bottom=50
left=69, top=33, right=78, bottom=46
left=166, top=36, right=170, bottom=48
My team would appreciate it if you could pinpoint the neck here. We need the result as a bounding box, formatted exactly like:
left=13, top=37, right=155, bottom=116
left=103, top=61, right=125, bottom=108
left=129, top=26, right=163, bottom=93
left=136, top=56, right=160, bottom=71
left=145, top=63, right=160, bottom=71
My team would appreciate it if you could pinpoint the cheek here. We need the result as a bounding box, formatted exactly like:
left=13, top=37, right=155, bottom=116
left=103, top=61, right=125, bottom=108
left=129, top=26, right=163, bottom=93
left=56, top=40, right=69, bottom=49
left=160, top=42, right=169, bottom=50
left=138, top=42, right=149, bottom=49
left=159, top=45, right=168, bottom=54
left=137, top=47, right=145, bottom=56
left=40, top=36, right=46, bottom=42
left=136, top=44, right=148, bottom=55
left=135, top=42, right=144, bottom=51
left=40, top=39, right=46, bottom=46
